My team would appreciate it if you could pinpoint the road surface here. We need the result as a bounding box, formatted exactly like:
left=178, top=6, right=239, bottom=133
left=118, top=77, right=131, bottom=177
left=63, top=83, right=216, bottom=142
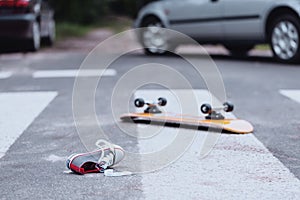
left=0, top=38, right=300, bottom=199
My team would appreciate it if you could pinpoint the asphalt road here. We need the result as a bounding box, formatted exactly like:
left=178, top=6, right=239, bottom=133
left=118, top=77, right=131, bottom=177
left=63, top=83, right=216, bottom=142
left=0, top=44, right=300, bottom=199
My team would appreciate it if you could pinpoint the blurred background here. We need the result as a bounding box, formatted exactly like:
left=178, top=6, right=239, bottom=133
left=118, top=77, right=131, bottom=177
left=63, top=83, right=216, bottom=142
left=50, top=0, right=138, bottom=23
left=0, top=0, right=146, bottom=53
left=49, top=0, right=138, bottom=37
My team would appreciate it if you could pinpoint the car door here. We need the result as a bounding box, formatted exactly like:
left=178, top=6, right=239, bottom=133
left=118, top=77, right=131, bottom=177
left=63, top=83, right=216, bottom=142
left=166, top=0, right=223, bottom=40
left=221, top=0, right=272, bottom=40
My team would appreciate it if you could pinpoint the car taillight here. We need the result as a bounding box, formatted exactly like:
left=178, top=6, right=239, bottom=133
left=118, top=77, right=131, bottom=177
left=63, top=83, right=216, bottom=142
left=15, top=0, right=30, bottom=7
left=0, top=0, right=30, bottom=7
left=0, top=0, right=14, bottom=7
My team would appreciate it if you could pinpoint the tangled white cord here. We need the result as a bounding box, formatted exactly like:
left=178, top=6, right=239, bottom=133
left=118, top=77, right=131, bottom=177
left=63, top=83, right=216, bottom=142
left=95, top=139, right=133, bottom=177
left=95, top=139, right=115, bottom=169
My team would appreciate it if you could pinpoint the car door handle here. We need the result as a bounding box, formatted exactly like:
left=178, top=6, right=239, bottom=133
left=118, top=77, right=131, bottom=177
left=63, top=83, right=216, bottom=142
left=211, top=0, right=219, bottom=2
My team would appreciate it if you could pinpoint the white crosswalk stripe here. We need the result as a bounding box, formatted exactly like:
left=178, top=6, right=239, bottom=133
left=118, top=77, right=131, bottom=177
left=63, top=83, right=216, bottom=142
left=0, top=71, right=12, bottom=79
left=135, top=90, right=300, bottom=200
left=32, top=69, right=116, bottom=78
left=0, top=92, right=57, bottom=159
left=280, top=89, right=300, bottom=104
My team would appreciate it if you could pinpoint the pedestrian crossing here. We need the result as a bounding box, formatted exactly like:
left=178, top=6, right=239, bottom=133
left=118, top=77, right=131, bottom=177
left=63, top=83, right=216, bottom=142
left=33, top=69, right=117, bottom=78
left=0, top=89, right=299, bottom=199
left=0, top=92, right=57, bottom=159
left=280, top=89, right=300, bottom=104
left=0, top=71, right=12, bottom=79
left=135, top=90, right=300, bottom=200
left=0, top=69, right=117, bottom=80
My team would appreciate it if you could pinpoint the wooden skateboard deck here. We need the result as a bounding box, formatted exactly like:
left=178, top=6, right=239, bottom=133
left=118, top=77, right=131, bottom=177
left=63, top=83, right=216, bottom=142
left=120, top=112, right=254, bottom=134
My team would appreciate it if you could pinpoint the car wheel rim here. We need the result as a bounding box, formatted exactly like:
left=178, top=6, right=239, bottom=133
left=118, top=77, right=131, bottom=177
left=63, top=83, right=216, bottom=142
left=143, top=23, right=168, bottom=54
left=272, top=21, right=299, bottom=60
left=33, top=22, right=40, bottom=50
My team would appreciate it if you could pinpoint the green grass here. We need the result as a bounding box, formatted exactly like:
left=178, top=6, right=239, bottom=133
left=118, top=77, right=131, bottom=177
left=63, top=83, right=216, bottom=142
left=55, top=17, right=133, bottom=40
left=255, top=44, right=271, bottom=50
left=55, top=22, right=94, bottom=40
left=97, top=16, right=133, bottom=33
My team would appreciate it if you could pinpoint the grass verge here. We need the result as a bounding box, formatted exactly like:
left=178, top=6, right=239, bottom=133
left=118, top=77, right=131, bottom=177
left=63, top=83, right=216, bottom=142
left=56, top=23, right=94, bottom=40
left=56, top=16, right=133, bottom=40
left=97, top=16, right=133, bottom=33
left=255, top=44, right=270, bottom=50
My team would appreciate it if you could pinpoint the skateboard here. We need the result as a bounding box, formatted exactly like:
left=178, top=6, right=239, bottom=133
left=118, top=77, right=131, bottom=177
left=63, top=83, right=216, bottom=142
left=120, top=97, right=254, bottom=134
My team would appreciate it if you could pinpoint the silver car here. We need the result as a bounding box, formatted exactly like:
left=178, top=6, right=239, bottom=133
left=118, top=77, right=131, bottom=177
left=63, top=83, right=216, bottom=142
left=135, top=0, right=300, bottom=63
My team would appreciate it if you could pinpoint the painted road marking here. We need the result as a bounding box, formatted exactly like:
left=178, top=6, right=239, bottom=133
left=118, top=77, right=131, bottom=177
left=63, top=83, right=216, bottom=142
left=0, top=92, right=57, bottom=159
left=280, top=90, right=300, bottom=104
left=135, top=90, right=300, bottom=200
left=32, top=69, right=117, bottom=78
left=135, top=90, right=224, bottom=154
left=0, top=71, right=12, bottom=79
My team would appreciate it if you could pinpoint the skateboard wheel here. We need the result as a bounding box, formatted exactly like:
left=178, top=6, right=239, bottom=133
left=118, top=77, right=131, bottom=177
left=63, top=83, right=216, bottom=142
left=201, top=103, right=212, bottom=114
left=223, top=102, right=234, bottom=112
left=158, top=97, right=167, bottom=106
left=134, top=98, right=145, bottom=108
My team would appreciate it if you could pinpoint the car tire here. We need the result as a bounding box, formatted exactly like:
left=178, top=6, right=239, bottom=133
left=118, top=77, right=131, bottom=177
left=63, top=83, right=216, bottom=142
left=26, top=21, right=41, bottom=52
left=224, top=44, right=254, bottom=57
left=269, top=14, right=300, bottom=63
left=43, top=20, right=55, bottom=46
left=140, top=17, right=175, bottom=55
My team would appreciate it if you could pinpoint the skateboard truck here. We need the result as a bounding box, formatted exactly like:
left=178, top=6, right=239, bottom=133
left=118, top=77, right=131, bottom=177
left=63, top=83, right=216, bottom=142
left=144, top=104, right=162, bottom=114
left=205, top=111, right=225, bottom=120
left=134, top=97, right=167, bottom=114
left=201, top=102, right=234, bottom=120
left=122, top=100, right=254, bottom=134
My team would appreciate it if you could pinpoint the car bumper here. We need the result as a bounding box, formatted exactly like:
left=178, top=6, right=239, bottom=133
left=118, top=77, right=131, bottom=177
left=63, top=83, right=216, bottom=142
left=0, top=14, right=36, bottom=40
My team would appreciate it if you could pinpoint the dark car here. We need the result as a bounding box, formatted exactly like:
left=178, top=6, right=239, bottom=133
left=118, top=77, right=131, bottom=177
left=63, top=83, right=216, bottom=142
left=0, top=0, right=55, bottom=52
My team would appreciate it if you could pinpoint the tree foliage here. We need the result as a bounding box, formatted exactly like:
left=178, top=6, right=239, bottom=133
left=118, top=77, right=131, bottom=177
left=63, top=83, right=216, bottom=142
left=48, top=0, right=144, bottom=24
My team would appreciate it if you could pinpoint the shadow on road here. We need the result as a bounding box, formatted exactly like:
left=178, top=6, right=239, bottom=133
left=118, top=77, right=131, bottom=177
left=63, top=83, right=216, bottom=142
left=0, top=43, right=27, bottom=54
left=201, top=54, right=299, bottom=66
left=130, top=52, right=300, bottom=66
left=210, top=54, right=274, bottom=63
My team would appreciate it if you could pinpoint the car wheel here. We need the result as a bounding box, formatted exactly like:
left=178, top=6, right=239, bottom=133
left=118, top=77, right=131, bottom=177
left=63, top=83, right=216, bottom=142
left=26, top=21, right=41, bottom=52
left=269, top=14, right=300, bottom=63
left=141, top=17, right=174, bottom=55
left=224, top=44, right=254, bottom=57
left=43, top=20, right=55, bottom=46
